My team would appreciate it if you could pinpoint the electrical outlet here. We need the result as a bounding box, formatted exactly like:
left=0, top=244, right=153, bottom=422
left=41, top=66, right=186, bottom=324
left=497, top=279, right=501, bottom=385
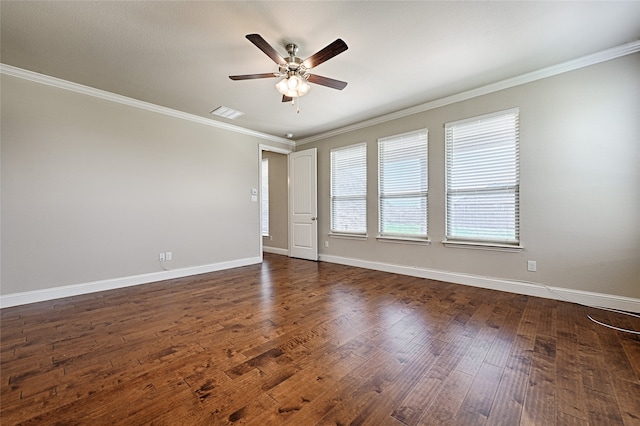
left=324, top=241, right=329, bottom=248
left=527, top=260, right=537, bottom=272
left=166, top=252, right=172, bottom=261
left=159, top=253, right=166, bottom=262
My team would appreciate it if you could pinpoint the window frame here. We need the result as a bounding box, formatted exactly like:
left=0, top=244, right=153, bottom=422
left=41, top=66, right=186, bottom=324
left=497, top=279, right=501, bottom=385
left=377, top=128, right=429, bottom=243
left=330, top=142, right=368, bottom=237
left=261, top=157, right=269, bottom=237
left=444, top=108, right=522, bottom=251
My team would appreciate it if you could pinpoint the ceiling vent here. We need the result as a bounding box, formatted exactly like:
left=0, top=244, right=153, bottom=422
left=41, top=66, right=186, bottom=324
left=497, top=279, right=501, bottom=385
left=210, top=106, right=244, bottom=119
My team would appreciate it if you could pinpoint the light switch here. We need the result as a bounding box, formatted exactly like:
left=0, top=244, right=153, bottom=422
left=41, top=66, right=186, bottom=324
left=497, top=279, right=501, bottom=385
left=251, top=195, right=258, bottom=202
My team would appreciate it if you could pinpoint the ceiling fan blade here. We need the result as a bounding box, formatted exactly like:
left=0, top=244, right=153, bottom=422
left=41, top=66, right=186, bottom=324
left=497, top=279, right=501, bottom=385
left=307, top=74, right=348, bottom=90
left=303, top=39, right=348, bottom=69
left=229, top=73, right=278, bottom=80
left=246, top=34, right=287, bottom=66
left=282, top=95, right=293, bottom=103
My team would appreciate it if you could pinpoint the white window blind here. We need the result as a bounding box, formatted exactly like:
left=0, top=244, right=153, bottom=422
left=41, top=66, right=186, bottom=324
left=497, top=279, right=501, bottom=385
left=378, top=129, right=428, bottom=238
left=445, top=109, right=519, bottom=244
left=261, top=158, right=269, bottom=236
left=331, top=143, right=367, bottom=234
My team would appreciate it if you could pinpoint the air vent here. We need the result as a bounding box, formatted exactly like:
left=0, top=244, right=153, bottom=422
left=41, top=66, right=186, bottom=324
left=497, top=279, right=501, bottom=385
left=210, top=106, right=244, bottom=119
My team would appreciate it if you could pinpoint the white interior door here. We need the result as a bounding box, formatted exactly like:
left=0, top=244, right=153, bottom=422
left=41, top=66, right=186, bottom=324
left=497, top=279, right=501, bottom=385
left=289, top=148, right=318, bottom=261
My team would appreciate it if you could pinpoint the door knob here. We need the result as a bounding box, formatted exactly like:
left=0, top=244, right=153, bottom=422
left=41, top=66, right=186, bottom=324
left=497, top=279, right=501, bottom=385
left=311, top=217, right=317, bottom=221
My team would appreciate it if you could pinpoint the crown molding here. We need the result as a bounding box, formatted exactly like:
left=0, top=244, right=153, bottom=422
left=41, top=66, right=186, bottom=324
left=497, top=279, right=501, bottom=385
left=297, top=40, right=640, bottom=145
left=0, top=64, right=296, bottom=147
left=4, top=39, right=638, bottom=148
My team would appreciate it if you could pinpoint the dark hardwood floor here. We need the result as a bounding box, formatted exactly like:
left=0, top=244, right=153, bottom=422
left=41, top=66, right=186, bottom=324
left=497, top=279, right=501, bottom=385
left=1, top=253, right=639, bottom=425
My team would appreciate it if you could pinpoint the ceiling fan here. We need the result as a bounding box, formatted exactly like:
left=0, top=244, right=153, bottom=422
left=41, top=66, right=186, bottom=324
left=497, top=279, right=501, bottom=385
left=229, top=34, right=348, bottom=104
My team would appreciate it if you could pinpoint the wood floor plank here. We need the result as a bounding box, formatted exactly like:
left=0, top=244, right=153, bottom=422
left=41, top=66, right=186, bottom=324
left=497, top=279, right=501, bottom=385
left=583, top=386, right=626, bottom=425
left=577, top=322, right=617, bottom=397
left=609, top=375, right=640, bottom=426
left=453, top=361, right=504, bottom=425
left=338, top=339, right=450, bottom=425
left=554, top=329, right=588, bottom=422
left=416, top=369, right=474, bottom=425
left=1, top=253, right=639, bottom=425
left=391, top=334, right=473, bottom=425
left=266, top=350, right=364, bottom=423
left=284, top=348, right=396, bottom=425
left=314, top=343, right=413, bottom=425
left=485, top=340, right=532, bottom=425
left=521, top=334, right=557, bottom=425
left=483, top=298, right=526, bottom=369
left=595, top=312, right=640, bottom=382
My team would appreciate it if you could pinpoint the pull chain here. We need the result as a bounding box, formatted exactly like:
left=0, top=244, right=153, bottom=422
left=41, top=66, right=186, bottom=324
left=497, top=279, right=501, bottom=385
left=289, top=96, right=302, bottom=114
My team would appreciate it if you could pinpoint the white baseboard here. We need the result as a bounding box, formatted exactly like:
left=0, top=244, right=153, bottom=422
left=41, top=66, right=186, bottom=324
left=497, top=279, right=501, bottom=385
left=320, top=254, right=640, bottom=313
left=0, top=256, right=262, bottom=309
left=4, top=254, right=637, bottom=314
left=263, top=246, right=289, bottom=256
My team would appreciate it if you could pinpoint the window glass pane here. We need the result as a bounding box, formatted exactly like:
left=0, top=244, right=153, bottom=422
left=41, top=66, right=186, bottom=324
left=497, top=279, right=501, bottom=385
left=447, top=190, right=517, bottom=241
left=445, top=110, right=519, bottom=244
left=378, top=130, right=428, bottom=237
left=331, top=144, right=367, bottom=234
left=331, top=198, right=367, bottom=233
left=380, top=196, right=427, bottom=235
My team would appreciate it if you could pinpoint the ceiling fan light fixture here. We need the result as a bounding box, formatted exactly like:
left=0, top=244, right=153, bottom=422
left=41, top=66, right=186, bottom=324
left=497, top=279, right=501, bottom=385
left=276, top=74, right=310, bottom=98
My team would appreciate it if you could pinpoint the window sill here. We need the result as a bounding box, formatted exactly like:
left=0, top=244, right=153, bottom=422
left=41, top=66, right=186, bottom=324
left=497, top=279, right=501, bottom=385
left=329, top=232, right=368, bottom=240
left=442, top=240, right=523, bottom=252
left=376, top=235, right=430, bottom=245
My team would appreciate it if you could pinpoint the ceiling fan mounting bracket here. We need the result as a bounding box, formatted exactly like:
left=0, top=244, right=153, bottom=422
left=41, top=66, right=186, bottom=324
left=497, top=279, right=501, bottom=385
left=285, top=43, right=299, bottom=57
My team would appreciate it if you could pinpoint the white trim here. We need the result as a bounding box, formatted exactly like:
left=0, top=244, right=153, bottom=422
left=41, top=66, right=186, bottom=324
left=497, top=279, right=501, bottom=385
left=378, top=127, right=429, bottom=144
left=259, top=143, right=293, bottom=155
left=263, top=246, right=289, bottom=256
left=376, top=235, right=431, bottom=245
left=4, top=40, right=637, bottom=149
left=297, top=40, right=640, bottom=145
left=319, top=254, right=640, bottom=313
left=0, top=64, right=295, bottom=147
left=442, top=240, right=523, bottom=252
left=328, top=232, right=368, bottom=240
left=0, top=256, right=261, bottom=309
left=444, top=107, right=520, bottom=128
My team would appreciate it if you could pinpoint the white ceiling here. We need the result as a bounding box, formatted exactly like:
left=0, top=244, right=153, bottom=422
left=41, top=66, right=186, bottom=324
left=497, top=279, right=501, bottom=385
left=1, top=1, right=639, bottom=141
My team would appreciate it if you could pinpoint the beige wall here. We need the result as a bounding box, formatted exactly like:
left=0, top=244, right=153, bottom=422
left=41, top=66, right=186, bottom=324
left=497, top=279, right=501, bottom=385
left=300, top=53, right=640, bottom=299
left=2, top=54, right=638, bottom=302
left=262, top=150, right=289, bottom=251
left=1, top=74, right=283, bottom=295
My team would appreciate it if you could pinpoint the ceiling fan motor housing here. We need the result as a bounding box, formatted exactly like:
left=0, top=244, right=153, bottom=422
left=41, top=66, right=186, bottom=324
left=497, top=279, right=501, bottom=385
left=282, top=44, right=305, bottom=74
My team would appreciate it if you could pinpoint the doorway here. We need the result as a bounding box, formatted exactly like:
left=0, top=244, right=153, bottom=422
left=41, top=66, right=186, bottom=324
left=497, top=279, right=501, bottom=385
left=260, top=148, right=290, bottom=256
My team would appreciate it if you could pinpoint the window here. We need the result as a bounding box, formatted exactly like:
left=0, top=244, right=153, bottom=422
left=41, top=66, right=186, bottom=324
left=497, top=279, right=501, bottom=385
left=378, top=129, right=428, bottom=239
left=261, top=158, right=269, bottom=236
left=330, top=143, right=367, bottom=235
left=445, top=108, right=520, bottom=246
